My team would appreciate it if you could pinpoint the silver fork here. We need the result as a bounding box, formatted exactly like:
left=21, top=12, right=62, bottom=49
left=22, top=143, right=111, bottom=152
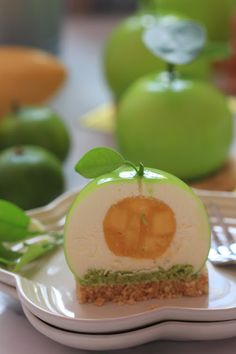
left=207, top=202, right=236, bottom=265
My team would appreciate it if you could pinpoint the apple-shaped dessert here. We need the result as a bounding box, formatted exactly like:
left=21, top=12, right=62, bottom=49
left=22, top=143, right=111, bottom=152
left=64, top=147, right=210, bottom=305
left=116, top=20, right=233, bottom=181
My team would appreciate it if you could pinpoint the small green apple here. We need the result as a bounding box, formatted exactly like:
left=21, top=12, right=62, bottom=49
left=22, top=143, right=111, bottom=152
left=104, top=13, right=210, bottom=99
left=0, top=106, right=70, bottom=161
left=0, top=145, right=64, bottom=210
left=116, top=72, right=233, bottom=180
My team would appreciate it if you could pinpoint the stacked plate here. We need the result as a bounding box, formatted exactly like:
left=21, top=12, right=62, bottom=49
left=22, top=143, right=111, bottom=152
left=0, top=189, right=236, bottom=351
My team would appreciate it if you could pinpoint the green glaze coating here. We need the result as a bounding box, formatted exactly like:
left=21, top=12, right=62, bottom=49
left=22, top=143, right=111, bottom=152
left=66, top=166, right=192, bottom=210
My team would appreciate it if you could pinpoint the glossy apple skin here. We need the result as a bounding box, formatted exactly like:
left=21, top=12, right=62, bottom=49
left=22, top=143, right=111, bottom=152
left=154, top=0, right=235, bottom=41
left=104, top=13, right=210, bottom=99
left=116, top=72, right=233, bottom=180
left=67, top=166, right=190, bottom=202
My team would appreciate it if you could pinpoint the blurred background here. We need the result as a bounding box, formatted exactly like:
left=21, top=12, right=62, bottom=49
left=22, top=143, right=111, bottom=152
left=0, top=0, right=136, bottom=53
left=1, top=0, right=236, bottom=209
left=1, top=0, right=236, bottom=95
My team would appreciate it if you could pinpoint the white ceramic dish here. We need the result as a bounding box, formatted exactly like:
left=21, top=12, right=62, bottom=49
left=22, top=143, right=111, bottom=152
left=0, top=188, right=236, bottom=334
left=22, top=304, right=236, bottom=351
left=0, top=281, right=18, bottom=300
left=1, top=281, right=236, bottom=351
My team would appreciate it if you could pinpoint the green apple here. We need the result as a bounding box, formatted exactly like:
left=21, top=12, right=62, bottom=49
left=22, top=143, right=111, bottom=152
left=0, top=145, right=64, bottom=210
left=104, top=13, right=210, bottom=99
left=116, top=72, right=233, bottom=180
left=64, top=164, right=210, bottom=282
left=0, top=106, right=70, bottom=161
left=153, top=0, right=236, bottom=41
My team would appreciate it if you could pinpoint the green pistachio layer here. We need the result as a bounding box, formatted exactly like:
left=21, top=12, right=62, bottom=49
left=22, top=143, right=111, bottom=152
left=78, top=264, right=197, bottom=286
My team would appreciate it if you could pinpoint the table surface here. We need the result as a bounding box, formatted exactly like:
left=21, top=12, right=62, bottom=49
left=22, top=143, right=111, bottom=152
left=1, top=15, right=236, bottom=354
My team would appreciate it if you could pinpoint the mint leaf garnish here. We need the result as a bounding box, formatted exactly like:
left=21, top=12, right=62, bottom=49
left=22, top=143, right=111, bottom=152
left=13, top=233, right=63, bottom=272
left=0, top=244, right=22, bottom=265
left=0, top=200, right=63, bottom=271
left=0, top=200, right=30, bottom=242
left=75, top=147, right=144, bottom=178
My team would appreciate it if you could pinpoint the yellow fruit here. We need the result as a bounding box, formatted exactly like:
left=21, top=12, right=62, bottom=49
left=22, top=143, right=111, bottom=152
left=0, top=46, right=67, bottom=117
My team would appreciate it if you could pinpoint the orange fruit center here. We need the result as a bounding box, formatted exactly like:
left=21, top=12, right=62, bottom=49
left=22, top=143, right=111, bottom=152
left=103, top=196, right=176, bottom=259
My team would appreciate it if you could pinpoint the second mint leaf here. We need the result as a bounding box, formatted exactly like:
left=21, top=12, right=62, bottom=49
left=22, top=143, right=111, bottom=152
left=143, top=19, right=206, bottom=65
left=0, top=200, right=30, bottom=242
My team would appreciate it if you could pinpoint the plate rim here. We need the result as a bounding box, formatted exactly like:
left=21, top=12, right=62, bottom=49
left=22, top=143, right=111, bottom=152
left=22, top=303, right=236, bottom=350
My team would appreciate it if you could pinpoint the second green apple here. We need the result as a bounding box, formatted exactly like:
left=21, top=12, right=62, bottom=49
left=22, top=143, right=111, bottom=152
left=116, top=72, right=233, bottom=180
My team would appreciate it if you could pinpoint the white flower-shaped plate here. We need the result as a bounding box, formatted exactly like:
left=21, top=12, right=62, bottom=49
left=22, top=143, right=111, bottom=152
left=22, top=304, right=236, bottom=351
left=1, top=282, right=236, bottom=350
left=0, top=188, right=236, bottom=334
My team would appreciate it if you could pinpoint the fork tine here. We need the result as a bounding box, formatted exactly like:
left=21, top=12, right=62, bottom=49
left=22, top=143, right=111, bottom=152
left=211, top=203, right=235, bottom=244
left=210, top=225, right=221, bottom=248
left=206, top=202, right=236, bottom=259
left=230, top=243, right=236, bottom=254
left=211, top=224, right=232, bottom=257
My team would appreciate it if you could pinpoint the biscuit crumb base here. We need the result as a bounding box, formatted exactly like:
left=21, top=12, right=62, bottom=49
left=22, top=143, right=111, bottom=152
left=77, top=272, right=208, bottom=306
